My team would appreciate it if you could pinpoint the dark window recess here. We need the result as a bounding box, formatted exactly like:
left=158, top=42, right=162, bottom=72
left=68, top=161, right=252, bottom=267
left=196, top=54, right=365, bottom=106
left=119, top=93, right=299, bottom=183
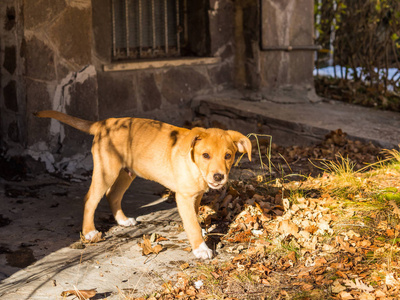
left=111, top=0, right=187, bottom=60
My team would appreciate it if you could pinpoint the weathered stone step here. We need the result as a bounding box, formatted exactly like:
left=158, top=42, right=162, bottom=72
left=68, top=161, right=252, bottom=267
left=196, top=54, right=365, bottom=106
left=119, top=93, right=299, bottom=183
left=193, top=93, right=400, bottom=149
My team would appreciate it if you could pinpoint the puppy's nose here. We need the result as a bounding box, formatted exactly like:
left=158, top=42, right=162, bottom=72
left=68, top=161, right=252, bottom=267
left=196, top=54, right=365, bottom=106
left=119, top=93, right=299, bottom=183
left=213, top=173, right=224, bottom=182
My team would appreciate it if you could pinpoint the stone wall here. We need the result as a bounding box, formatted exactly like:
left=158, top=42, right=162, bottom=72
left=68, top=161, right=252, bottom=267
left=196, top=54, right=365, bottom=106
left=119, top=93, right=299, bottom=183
left=23, top=0, right=96, bottom=155
left=0, top=0, right=315, bottom=174
left=0, top=0, right=97, bottom=158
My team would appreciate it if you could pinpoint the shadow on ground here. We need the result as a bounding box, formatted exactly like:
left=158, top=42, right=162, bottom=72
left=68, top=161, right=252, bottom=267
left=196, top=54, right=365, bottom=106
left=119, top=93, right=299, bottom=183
left=0, top=175, right=191, bottom=300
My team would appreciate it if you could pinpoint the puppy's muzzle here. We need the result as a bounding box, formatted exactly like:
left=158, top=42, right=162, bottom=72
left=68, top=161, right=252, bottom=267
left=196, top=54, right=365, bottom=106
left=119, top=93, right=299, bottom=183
left=207, top=172, right=227, bottom=189
left=213, top=173, right=225, bottom=182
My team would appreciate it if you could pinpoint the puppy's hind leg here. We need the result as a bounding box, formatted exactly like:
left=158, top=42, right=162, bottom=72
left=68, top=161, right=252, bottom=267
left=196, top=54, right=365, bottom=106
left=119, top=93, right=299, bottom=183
left=83, top=164, right=120, bottom=241
left=106, top=168, right=137, bottom=227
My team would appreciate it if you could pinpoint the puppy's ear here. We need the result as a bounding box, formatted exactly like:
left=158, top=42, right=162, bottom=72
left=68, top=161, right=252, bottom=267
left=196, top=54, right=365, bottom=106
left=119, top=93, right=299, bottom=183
left=227, top=131, right=252, bottom=161
left=180, top=127, right=207, bottom=156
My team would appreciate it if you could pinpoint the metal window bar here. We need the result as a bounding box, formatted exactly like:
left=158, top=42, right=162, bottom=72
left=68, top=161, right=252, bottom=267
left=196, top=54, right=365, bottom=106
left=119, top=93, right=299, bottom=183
left=183, top=0, right=187, bottom=48
left=125, top=0, right=129, bottom=57
left=112, top=0, right=116, bottom=58
left=176, top=0, right=180, bottom=55
left=112, top=0, right=183, bottom=60
left=152, top=0, right=156, bottom=55
left=138, top=0, right=142, bottom=57
left=164, top=0, right=168, bottom=55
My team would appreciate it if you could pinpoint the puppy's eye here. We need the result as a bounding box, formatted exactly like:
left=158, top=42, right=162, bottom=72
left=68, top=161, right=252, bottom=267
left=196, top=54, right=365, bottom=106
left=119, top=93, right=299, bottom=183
left=202, top=153, right=210, bottom=159
left=225, top=153, right=232, bottom=160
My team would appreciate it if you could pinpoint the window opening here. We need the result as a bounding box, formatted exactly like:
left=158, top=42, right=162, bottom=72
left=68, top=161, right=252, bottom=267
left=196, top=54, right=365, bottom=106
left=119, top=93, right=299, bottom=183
left=111, top=0, right=186, bottom=60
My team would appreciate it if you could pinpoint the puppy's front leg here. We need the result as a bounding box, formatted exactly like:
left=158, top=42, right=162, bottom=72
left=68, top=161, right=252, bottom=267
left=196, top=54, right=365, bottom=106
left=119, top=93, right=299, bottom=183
left=175, top=193, right=213, bottom=259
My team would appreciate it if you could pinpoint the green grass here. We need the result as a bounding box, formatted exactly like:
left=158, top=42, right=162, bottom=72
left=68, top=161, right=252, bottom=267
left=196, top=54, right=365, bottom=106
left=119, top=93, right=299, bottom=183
left=376, top=189, right=400, bottom=205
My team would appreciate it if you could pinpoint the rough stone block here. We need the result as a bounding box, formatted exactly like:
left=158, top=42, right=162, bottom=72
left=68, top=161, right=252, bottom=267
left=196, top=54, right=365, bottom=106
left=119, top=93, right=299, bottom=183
left=62, top=75, right=98, bottom=156
left=25, top=36, right=55, bottom=81
left=209, top=63, right=234, bottom=89
left=7, top=121, right=19, bottom=143
left=4, top=80, right=18, bottom=112
left=24, top=0, right=66, bottom=30
left=91, top=0, right=112, bottom=63
left=261, top=0, right=313, bottom=48
left=209, top=0, right=235, bottom=55
left=25, top=79, right=52, bottom=147
left=161, top=68, right=209, bottom=105
left=4, top=46, right=16, bottom=74
left=48, top=6, right=92, bottom=67
left=5, top=6, right=15, bottom=31
left=97, top=72, right=137, bottom=119
left=139, top=74, right=162, bottom=112
left=259, top=0, right=315, bottom=89
left=68, top=76, right=98, bottom=121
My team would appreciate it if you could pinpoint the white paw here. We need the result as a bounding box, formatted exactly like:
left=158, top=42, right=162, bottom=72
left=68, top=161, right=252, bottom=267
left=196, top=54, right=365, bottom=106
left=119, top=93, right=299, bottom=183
left=117, top=217, right=137, bottom=227
left=84, top=230, right=100, bottom=241
left=193, top=242, right=213, bottom=259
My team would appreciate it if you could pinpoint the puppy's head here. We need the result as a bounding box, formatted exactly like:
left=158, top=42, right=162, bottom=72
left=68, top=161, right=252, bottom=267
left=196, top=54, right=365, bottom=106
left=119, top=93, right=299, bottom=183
left=183, top=128, right=252, bottom=189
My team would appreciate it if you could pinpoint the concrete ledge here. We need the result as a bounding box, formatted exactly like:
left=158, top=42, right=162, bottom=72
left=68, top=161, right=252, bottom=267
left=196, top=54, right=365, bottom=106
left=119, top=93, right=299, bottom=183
left=192, top=92, right=400, bottom=148
left=103, top=57, right=221, bottom=72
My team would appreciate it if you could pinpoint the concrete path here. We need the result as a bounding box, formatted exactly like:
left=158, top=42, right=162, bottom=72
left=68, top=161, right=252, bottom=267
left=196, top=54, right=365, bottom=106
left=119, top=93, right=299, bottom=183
left=0, top=176, right=201, bottom=300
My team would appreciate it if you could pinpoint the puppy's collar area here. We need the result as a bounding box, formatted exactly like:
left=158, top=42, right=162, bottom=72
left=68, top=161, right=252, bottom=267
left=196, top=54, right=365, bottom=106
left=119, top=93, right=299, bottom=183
left=123, top=167, right=134, bottom=177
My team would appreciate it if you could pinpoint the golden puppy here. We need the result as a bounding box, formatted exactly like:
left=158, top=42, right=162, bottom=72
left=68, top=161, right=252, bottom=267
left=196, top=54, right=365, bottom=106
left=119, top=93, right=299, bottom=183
left=35, top=110, right=251, bottom=259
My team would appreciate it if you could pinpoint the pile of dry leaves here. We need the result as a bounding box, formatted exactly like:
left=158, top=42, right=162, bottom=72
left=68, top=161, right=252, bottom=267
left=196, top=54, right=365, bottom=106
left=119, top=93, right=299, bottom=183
left=135, top=177, right=400, bottom=299
left=199, top=184, right=400, bottom=299
left=266, top=129, right=382, bottom=178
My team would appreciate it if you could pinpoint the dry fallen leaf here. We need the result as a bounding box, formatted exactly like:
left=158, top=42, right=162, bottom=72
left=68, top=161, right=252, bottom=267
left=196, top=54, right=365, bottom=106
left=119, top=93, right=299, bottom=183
left=389, top=200, right=400, bottom=217
left=180, top=263, right=190, bottom=270
left=332, top=280, right=347, bottom=294
left=156, top=236, right=169, bottom=242
left=139, top=235, right=163, bottom=256
left=153, top=244, right=163, bottom=254
left=374, top=290, right=386, bottom=297
left=261, top=278, right=270, bottom=285
left=301, top=283, right=314, bottom=291
left=140, top=237, right=153, bottom=255
left=336, top=270, right=348, bottom=279
left=305, top=225, right=318, bottom=234
left=338, top=291, right=354, bottom=300
left=359, top=292, right=375, bottom=300
left=344, top=278, right=374, bottom=292
left=277, top=219, right=299, bottom=236
left=385, top=272, right=400, bottom=286
left=61, top=289, right=96, bottom=300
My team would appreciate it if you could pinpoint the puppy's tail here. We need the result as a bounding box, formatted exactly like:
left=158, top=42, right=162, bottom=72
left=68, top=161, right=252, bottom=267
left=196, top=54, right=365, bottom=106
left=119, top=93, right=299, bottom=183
left=34, top=110, right=95, bottom=135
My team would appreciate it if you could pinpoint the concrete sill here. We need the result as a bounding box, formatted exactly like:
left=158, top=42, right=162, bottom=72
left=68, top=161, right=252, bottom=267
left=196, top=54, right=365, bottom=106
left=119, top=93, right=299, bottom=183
left=103, top=57, right=220, bottom=72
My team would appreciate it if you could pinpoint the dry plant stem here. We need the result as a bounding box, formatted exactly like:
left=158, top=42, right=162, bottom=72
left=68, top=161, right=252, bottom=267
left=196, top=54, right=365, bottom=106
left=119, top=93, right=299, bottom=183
left=235, top=133, right=272, bottom=176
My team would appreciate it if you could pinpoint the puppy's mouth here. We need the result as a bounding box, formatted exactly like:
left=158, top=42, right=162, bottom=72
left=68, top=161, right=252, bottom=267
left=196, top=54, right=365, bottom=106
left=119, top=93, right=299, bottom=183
left=207, top=182, right=225, bottom=190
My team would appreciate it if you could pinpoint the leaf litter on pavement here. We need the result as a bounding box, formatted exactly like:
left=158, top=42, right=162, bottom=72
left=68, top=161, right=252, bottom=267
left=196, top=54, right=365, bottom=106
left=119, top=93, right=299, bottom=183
left=131, top=130, right=400, bottom=300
